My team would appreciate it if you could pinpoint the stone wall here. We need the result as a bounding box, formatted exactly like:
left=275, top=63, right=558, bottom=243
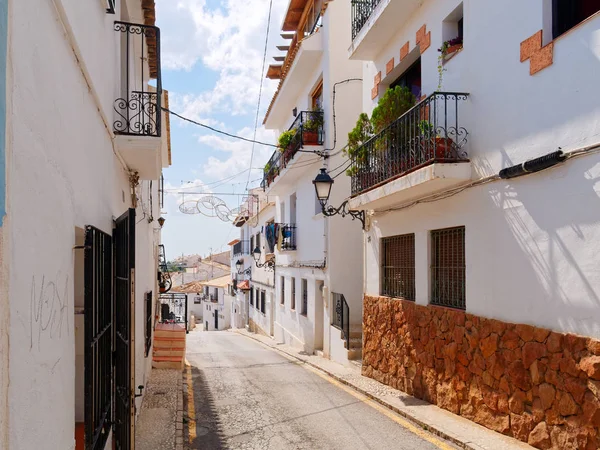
left=362, top=295, right=600, bottom=450
left=249, top=319, right=269, bottom=338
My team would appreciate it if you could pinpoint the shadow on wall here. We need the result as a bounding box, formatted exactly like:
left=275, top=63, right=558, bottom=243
left=187, top=367, right=226, bottom=449
left=489, top=150, right=600, bottom=336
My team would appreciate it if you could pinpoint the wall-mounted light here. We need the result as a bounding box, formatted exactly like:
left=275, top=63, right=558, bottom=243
left=312, top=168, right=365, bottom=229
left=252, top=246, right=275, bottom=271
left=158, top=217, right=166, bottom=228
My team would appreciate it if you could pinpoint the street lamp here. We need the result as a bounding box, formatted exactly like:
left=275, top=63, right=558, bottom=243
left=236, top=259, right=251, bottom=275
left=312, top=168, right=365, bottom=229
left=157, top=216, right=166, bottom=228
left=252, top=246, right=275, bottom=270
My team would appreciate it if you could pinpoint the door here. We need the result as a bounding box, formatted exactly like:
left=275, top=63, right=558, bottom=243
left=314, top=281, right=324, bottom=351
left=84, top=226, right=113, bottom=450
left=113, top=209, right=135, bottom=450
left=214, top=310, right=218, bottom=330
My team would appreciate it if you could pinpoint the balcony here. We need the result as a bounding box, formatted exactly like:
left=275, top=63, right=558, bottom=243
left=262, top=111, right=324, bottom=189
left=277, top=223, right=297, bottom=251
left=113, top=21, right=166, bottom=179
left=349, top=0, right=421, bottom=60
left=233, top=240, right=250, bottom=256
left=348, top=92, right=471, bottom=211
left=210, top=293, right=218, bottom=303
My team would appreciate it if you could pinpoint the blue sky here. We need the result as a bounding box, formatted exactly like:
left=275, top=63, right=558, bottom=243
left=155, top=0, right=288, bottom=260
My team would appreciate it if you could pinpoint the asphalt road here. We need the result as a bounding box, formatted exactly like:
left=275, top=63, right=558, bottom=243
left=184, top=330, right=457, bottom=450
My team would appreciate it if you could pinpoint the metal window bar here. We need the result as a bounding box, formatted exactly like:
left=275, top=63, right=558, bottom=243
left=280, top=277, right=285, bottom=305
left=349, top=92, right=469, bottom=196
left=381, top=234, right=415, bottom=301
left=261, top=291, right=266, bottom=314
left=301, top=279, right=308, bottom=315
left=331, top=292, right=350, bottom=349
left=276, top=223, right=297, bottom=250
left=250, top=288, right=254, bottom=306
left=106, top=0, right=116, bottom=14
left=430, top=226, right=466, bottom=310
left=233, top=240, right=250, bottom=256
left=256, top=232, right=261, bottom=251
left=113, top=21, right=162, bottom=137
left=262, top=111, right=324, bottom=188
left=291, top=278, right=296, bottom=310
left=144, top=291, right=153, bottom=357
left=351, top=0, right=382, bottom=40
left=84, top=226, right=113, bottom=450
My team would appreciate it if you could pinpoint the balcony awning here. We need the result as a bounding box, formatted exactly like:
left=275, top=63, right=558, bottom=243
left=228, top=239, right=240, bottom=246
left=237, top=280, right=250, bottom=290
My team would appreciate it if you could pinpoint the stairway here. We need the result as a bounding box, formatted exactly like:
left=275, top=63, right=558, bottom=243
left=152, top=323, right=186, bottom=369
left=345, top=324, right=363, bottom=361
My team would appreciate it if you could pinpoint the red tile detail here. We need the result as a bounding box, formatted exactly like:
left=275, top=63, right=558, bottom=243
left=520, top=30, right=542, bottom=62
left=400, top=41, right=409, bottom=60
left=386, top=57, right=394, bottom=75
left=374, top=71, right=382, bottom=85
left=530, top=42, right=554, bottom=75
left=371, top=85, right=379, bottom=100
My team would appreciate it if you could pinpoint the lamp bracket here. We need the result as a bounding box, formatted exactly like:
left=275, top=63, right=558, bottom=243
left=322, top=200, right=366, bottom=230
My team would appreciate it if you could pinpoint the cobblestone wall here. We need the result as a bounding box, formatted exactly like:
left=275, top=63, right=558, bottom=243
left=362, top=295, right=600, bottom=449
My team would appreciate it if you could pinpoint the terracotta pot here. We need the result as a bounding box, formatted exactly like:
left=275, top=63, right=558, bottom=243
left=303, top=130, right=319, bottom=145
left=432, top=137, right=454, bottom=159
left=446, top=44, right=462, bottom=56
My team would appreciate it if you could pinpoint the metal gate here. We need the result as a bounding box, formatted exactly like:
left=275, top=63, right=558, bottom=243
left=84, top=226, right=113, bottom=450
left=158, top=293, right=187, bottom=329
left=114, top=209, right=135, bottom=450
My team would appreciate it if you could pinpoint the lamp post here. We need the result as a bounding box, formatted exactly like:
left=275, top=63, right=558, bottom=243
left=252, top=246, right=275, bottom=270
left=236, top=259, right=252, bottom=276
left=312, top=168, right=365, bottom=229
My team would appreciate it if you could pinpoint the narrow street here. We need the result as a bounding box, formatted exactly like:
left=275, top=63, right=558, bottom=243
left=184, top=330, right=458, bottom=450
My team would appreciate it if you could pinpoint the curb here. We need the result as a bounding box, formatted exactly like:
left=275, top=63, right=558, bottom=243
left=176, top=370, right=184, bottom=450
left=234, top=330, right=477, bottom=450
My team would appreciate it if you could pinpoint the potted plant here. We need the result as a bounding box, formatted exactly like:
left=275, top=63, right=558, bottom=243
left=302, top=107, right=324, bottom=145
left=278, top=130, right=296, bottom=152
left=370, top=86, right=416, bottom=134
left=418, top=120, right=454, bottom=159
left=437, top=36, right=463, bottom=89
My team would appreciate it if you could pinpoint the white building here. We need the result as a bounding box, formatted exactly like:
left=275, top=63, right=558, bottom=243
left=201, top=275, right=233, bottom=331
left=230, top=189, right=277, bottom=336
left=347, top=0, right=600, bottom=447
left=0, top=0, right=171, bottom=449
left=260, top=0, right=364, bottom=364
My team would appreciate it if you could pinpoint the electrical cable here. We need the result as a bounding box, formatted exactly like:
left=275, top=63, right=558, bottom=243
left=162, top=107, right=277, bottom=148
left=323, top=78, right=363, bottom=155
left=246, top=0, right=274, bottom=191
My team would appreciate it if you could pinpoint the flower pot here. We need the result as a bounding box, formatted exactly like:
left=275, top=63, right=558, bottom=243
left=432, top=137, right=455, bottom=159
left=446, top=44, right=462, bottom=56
left=303, top=130, right=319, bottom=145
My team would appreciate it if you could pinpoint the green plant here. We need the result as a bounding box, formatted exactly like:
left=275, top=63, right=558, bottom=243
left=303, top=107, right=324, bottom=132
left=418, top=120, right=434, bottom=137
left=371, top=86, right=416, bottom=134
left=345, top=113, right=373, bottom=162
left=277, top=130, right=296, bottom=152
left=437, top=36, right=463, bottom=90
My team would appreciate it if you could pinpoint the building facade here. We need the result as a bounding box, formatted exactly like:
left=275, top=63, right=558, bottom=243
left=0, top=0, right=170, bottom=448
left=347, top=0, right=600, bottom=447
left=260, top=0, right=364, bottom=364
left=200, top=275, right=233, bottom=331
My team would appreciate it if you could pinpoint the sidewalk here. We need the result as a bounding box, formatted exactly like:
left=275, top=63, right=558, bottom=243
left=232, top=328, right=533, bottom=450
left=135, top=369, right=185, bottom=450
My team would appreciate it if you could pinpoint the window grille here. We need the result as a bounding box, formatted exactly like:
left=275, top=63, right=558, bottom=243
left=381, top=234, right=415, bottom=301
left=250, top=288, right=254, bottom=307
left=260, top=290, right=266, bottom=314
left=431, top=226, right=466, bottom=309
left=301, top=279, right=308, bottom=315
left=144, top=292, right=153, bottom=357
left=281, top=276, right=285, bottom=305
left=291, top=277, right=296, bottom=310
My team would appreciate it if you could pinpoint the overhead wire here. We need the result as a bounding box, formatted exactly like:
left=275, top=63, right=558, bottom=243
left=246, top=0, right=274, bottom=192
left=162, top=107, right=278, bottom=148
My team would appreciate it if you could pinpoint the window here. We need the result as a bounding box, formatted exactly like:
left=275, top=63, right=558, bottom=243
left=382, top=234, right=415, bottom=301
left=553, top=0, right=600, bottom=38
left=260, top=290, right=266, bottom=314
left=390, top=59, right=421, bottom=100
left=250, top=288, right=254, bottom=307
left=301, top=279, right=308, bottom=316
left=250, top=235, right=255, bottom=252
left=430, top=226, right=466, bottom=310
left=312, top=81, right=323, bottom=110
left=256, top=232, right=261, bottom=251
left=291, top=277, right=296, bottom=310
left=281, top=276, right=285, bottom=305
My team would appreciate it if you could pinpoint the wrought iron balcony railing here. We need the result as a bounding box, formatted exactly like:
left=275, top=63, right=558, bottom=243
left=210, top=293, right=218, bottom=303
left=350, top=92, right=469, bottom=196
left=262, top=111, right=324, bottom=188
left=233, top=240, right=250, bottom=256
left=351, top=0, right=382, bottom=40
left=332, top=292, right=350, bottom=349
left=113, top=21, right=162, bottom=137
left=277, top=223, right=297, bottom=251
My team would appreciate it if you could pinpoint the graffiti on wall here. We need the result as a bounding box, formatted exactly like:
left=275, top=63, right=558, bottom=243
left=30, top=274, right=70, bottom=351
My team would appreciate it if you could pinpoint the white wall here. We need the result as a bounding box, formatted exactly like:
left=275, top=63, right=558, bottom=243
left=360, top=0, right=600, bottom=338
left=5, top=0, right=165, bottom=448
left=202, top=289, right=232, bottom=331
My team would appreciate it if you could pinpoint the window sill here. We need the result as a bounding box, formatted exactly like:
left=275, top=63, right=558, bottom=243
left=442, top=47, right=462, bottom=66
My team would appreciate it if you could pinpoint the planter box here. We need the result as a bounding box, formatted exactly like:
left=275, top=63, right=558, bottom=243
left=303, top=130, right=320, bottom=145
